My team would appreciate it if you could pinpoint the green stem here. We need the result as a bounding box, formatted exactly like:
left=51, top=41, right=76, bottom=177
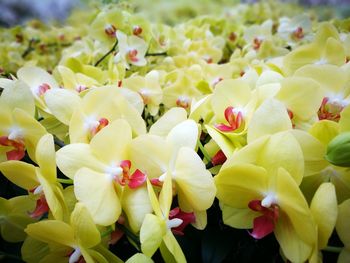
left=101, top=226, right=113, bottom=238
left=57, top=178, right=74, bottom=184
left=323, top=246, right=343, bottom=253
left=22, top=39, right=35, bottom=58
left=54, top=137, right=65, bottom=148
left=145, top=51, right=167, bottom=57
left=94, top=39, right=118, bottom=67
left=198, top=141, right=211, bottom=163
left=116, top=223, right=140, bottom=247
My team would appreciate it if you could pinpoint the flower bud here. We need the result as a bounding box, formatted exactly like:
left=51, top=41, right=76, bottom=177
left=326, top=132, right=350, bottom=167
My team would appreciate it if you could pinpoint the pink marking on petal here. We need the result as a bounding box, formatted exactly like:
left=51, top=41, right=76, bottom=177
left=128, top=49, right=139, bottom=63
left=128, top=169, right=146, bottom=189
left=133, top=26, right=143, bottom=36
left=6, top=149, right=25, bottom=161
left=211, top=150, right=227, bottom=166
left=29, top=195, right=49, bottom=219
left=38, top=83, right=51, bottom=96
left=150, top=178, right=163, bottom=187
left=249, top=215, right=275, bottom=239
left=214, top=124, right=234, bottom=132
left=169, top=207, right=196, bottom=235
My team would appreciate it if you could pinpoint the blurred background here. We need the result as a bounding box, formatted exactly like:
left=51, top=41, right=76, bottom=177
left=0, top=0, right=349, bottom=27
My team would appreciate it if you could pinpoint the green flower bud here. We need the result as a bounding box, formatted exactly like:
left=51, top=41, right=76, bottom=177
left=326, top=132, right=350, bottom=167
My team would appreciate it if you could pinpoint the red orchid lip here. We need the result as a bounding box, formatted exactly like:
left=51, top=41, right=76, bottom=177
left=168, top=207, right=196, bottom=236
left=215, top=106, right=244, bottom=132
left=248, top=199, right=279, bottom=239
left=0, top=136, right=26, bottom=161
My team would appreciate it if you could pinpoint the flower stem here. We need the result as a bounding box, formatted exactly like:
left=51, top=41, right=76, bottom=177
left=22, top=38, right=36, bottom=58
left=323, top=246, right=343, bottom=253
left=54, top=136, right=65, bottom=148
left=116, top=222, right=140, bottom=247
left=94, top=39, right=118, bottom=67
left=0, top=250, right=22, bottom=261
left=145, top=52, right=167, bottom=57
left=57, top=178, right=74, bottom=184
left=198, top=141, right=211, bottom=163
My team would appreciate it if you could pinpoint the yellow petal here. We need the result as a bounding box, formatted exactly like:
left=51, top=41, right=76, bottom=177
left=126, top=253, right=154, bottom=263
left=340, top=105, right=350, bottom=132
left=159, top=171, right=173, bottom=218
left=56, top=143, right=106, bottom=179
left=74, top=168, right=121, bottom=226
left=310, top=183, right=337, bottom=249
left=1, top=215, right=36, bottom=242
left=259, top=131, right=304, bottom=185
left=247, top=99, right=291, bottom=143
left=274, top=211, right=313, bottom=263
left=25, top=220, right=75, bottom=247
left=338, top=249, right=350, bottom=263
left=90, top=119, right=131, bottom=164
left=309, top=120, right=339, bottom=146
left=275, top=168, right=317, bottom=246
left=146, top=178, right=162, bottom=218
left=0, top=80, right=35, bottom=116
left=149, top=107, right=188, bottom=137
left=174, top=147, right=216, bottom=211
left=205, top=125, right=235, bottom=158
left=122, top=185, right=153, bottom=233
left=336, top=199, right=350, bottom=245
left=215, top=163, right=268, bottom=208
left=0, top=161, right=38, bottom=190
left=44, top=89, right=81, bottom=125
left=21, top=236, right=50, bottom=263
left=276, top=77, right=323, bottom=121
left=162, top=231, right=186, bottom=263
left=290, top=130, right=328, bottom=177
left=36, top=134, right=56, bottom=183
left=220, top=203, right=256, bottom=229
left=140, top=214, right=166, bottom=257
left=71, top=203, right=101, bottom=248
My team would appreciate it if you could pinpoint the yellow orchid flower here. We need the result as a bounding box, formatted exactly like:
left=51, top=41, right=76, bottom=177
left=122, top=70, right=163, bottom=116
left=69, top=86, right=146, bottom=143
left=16, top=66, right=60, bottom=112
left=215, top=164, right=317, bottom=263
left=0, top=195, right=36, bottom=242
left=336, top=199, right=350, bottom=263
left=114, top=31, right=148, bottom=69
left=0, top=134, right=68, bottom=221
left=57, top=119, right=150, bottom=227
left=308, top=183, right=338, bottom=263
left=25, top=203, right=122, bottom=263
left=283, top=23, right=347, bottom=75
left=140, top=175, right=188, bottom=262
left=0, top=80, right=46, bottom=162
left=57, top=65, right=100, bottom=94
left=129, top=119, right=216, bottom=218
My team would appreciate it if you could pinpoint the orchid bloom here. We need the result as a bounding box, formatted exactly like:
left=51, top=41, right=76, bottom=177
left=25, top=203, right=121, bottom=263
left=0, top=134, right=68, bottom=221
left=114, top=31, right=148, bottom=69
left=336, top=199, right=350, bottom=263
left=0, top=80, right=46, bottom=162
left=216, top=162, right=316, bottom=263
left=129, top=117, right=216, bottom=229
left=140, top=174, right=189, bottom=262
left=69, top=86, right=146, bottom=143
left=57, top=119, right=150, bottom=227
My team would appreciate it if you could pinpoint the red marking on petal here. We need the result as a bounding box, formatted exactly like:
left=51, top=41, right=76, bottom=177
left=205, top=57, right=213, bottom=64
left=214, top=124, right=234, bottom=132
left=150, top=178, right=163, bottom=187
left=120, top=160, right=131, bottom=171
left=38, top=83, right=51, bottom=96
left=133, top=26, right=143, bottom=36
left=6, top=149, right=25, bottom=160
left=292, top=27, right=304, bottom=40
left=128, top=169, right=146, bottom=189
left=76, top=85, right=87, bottom=93
left=211, top=150, right=227, bottom=166
left=118, top=80, right=122, bottom=87
left=216, top=106, right=244, bottom=133
left=249, top=215, right=275, bottom=239
left=91, top=118, right=109, bottom=136
left=318, top=97, right=343, bottom=122
left=228, top=32, right=237, bottom=42
left=128, top=49, right=139, bottom=62
left=248, top=199, right=279, bottom=240
left=253, top=38, right=263, bottom=50
left=240, top=71, right=245, bottom=77
left=105, top=25, right=117, bottom=38
left=29, top=195, right=49, bottom=219
left=169, top=207, right=196, bottom=235
left=176, top=98, right=190, bottom=109
left=0, top=136, right=26, bottom=161
left=109, top=229, right=124, bottom=245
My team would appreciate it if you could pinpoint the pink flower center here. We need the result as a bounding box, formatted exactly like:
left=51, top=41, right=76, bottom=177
left=0, top=136, right=25, bottom=160
left=116, top=160, right=146, bottom=189
left=318, top=97, right=345, bottom=122
left=128, top=49, right=139, bottom=63
left=104, top=24, right=117, bottom=38
left=215, top=106, right=244, bottom=132
left=248, top=199, right=279, bottom=239
left=292, top=27, right=304, bottom=40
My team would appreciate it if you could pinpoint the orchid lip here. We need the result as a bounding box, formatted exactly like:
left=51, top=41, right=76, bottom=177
left=69, top=247, right=82, bottom=263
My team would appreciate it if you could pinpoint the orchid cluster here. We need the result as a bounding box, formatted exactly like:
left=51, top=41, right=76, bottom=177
left=0, top=0, right=350, bottom=262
